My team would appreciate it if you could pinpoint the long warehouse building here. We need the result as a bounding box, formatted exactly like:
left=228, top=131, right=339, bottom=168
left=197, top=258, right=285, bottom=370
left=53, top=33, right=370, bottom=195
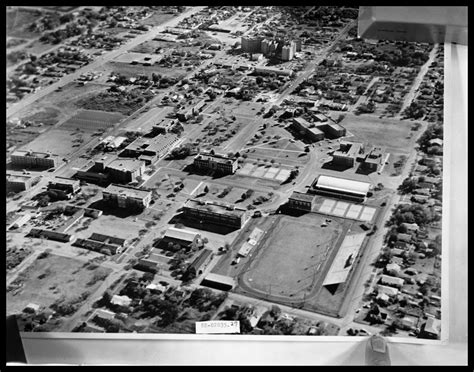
left=310, top=175, right=371, bottom=203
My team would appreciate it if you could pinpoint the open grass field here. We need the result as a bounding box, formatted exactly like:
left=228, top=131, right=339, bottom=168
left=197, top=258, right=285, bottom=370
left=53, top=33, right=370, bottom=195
left=6, top=8, right=42, bottom=39
left=78, top=214, right=148, bottom=241
left=139, top=11, right=176, bottom=26
left=7, top=253, right=112, bottom=315
left=19, top=129, right=92, bottom=157
left=238, top=214, right=344, bottom=301
left=58, top=110, right=124, bottom=132
left=340, top=113, right=423, bottom=155
left=106, top=61, right=188, bottom=80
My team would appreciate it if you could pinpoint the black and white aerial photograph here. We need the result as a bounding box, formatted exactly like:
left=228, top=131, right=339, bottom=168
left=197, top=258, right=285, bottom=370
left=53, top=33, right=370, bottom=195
left=7, top=7, right=465, bottom=358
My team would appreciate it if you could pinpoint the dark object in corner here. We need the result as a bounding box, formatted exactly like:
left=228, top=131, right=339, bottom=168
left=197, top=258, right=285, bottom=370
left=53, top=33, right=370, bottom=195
left=6, top=314, right=27, bottom=364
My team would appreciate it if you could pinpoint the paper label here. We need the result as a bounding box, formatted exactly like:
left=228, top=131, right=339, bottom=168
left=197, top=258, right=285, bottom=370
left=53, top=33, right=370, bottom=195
left=195, top=321, right=240, bottom=334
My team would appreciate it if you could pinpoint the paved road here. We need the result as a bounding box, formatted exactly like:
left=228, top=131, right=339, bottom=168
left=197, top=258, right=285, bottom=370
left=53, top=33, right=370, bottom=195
left=7, top=6, right=206, bottom=119
left=398, top=44, right=439, bottom=117
left=274, top=19, right=357, bottom=106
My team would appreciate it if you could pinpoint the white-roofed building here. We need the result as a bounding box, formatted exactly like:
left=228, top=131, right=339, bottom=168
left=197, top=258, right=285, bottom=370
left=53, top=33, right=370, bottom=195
left=158, top=227, right=201, bottom=251
left=111, top=295, right=132, bottom=307
left=322, top=233, right=365, bottom=288
left=385, top=262, right=401, bottom=275
left=379, top=274, right=404, bottom=288
left=377, top=284, right=399, bottom=297
left=311, top=175, right=371, bottom=203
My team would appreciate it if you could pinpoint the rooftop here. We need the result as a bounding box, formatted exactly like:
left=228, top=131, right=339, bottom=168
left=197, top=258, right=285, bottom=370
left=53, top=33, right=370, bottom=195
left=289, top=191, right=315, bottom=203
left=184, top=199, right=246, bottom=218
left=189, top=248, right=213, bottom=271
left=164, top=227, right=199, bottom=242
left=12, top=150, right=54, bottom=159
left=333, top=141, right=362, bottom=157
left=103, top=184, right=151, bottom=199
left=194, top=152, right=237, bottom=165
left=106, top=158, right=144, bottom=173
left=314, top=175, right=371, bottom=195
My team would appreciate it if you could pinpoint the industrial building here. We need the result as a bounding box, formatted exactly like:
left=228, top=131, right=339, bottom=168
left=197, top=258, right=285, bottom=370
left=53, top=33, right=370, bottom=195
left=193, top=152, right=238, bottom=175
left=289, top=117, right=325, bottom=142
left=287, top=191, right=316, bottom=211
left=10, top=150, right=58, bottom=169
left=102, top=184, right=152, bottom=209
left=6, top=172, right=40, bottom=192
left=182, top=199, right=247, bottom=229
left=310, top=175, right=371, bottom=203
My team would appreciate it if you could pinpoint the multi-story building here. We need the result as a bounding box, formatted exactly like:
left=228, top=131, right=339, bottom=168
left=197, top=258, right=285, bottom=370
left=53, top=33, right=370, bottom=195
left=193, top=152, right=238, bottom=175
left=187, top=248, right=214, bottom=277
left=121, top=134, right=179, bottom=165
left=48, top=177, right=81, bottom=194
left=332, top=141, right=363, bottom=168
left=10, top=150, right=58, bottom=169
left=105, top=158, right=146, bottom=184
left=241, top=35, right=262, bottom=53
left=281, top=41, right=296, bottom=61
left=102, top=184, right=152, bottom=209
left=6, top=172, right=40, bottom=192
left=288, top=191, right=316, bottom=211
left=361, top=146, right=383, bottom=172
left=289, top=117, right=325, bottom=142
left=182, top=199, right=247, bottom=229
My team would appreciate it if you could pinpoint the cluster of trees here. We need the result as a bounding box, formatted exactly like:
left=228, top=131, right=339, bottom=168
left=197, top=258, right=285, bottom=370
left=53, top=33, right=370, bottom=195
left=402, top=100, right=427, bottom=120
left=7, top=50, right=30, bottom=65
left=355, top=100, right=376, bottom=115
left=283, top=169, right=299, bottom=184
left=77, top=88, right=154, bottom=116
left=417, top=123, right=443, bottom=154
left=387, top=203, right=435, bottom=229
left=39, top=22, right=86, bottom=44
left=167, top=144, right=196, bottom=160
left=7, top=246, right=33, bottom=270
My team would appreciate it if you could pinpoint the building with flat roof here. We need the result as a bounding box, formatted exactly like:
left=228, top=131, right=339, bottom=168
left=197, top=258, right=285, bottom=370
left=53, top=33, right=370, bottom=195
left=105, top=158, right=146, bottom=183
left=361, top=146, right=383, bottom=172
left=10, top=150, right=58, bottom=169
left=254, top=65, right=294, bottom=77
left=122, top=134, right=179, bottom=164
left=332, top=141, right=363, bottom=167
left=201, top=273, right=235, bottom=291
left=310, top=175, right=371, bottom=203
left=187, top=248, right=214, bottom=277
left=102, top=184, right=152, bottom=209
left=182, top=199, right=247, bottom=229
left=290, top=117, right=325, bottom=142
left=193, top=152, right=238, bottom=175
left=48, top=177, right=81, bottom=194
left=288, top=191, right=316, bottom=211
left=6, top=172, right=40, bottom=192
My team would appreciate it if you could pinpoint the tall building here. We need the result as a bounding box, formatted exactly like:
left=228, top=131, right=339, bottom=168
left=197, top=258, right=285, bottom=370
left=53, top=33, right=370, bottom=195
left=6, top=172, right=40, bottom=192
left=290, top=117, right=325, bottom=142
left=10, top=150, right=58, bottom=169
left=241, top=35, right=262, bottom=53
left=332, top=141, right=363, bottom=168
left=281, top=41, right=296, bottom=61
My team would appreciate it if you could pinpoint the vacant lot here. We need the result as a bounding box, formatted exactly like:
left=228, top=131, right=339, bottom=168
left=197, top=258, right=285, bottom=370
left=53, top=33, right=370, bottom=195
left=20, top=129, right=92, bottom=157
left=59, top=110, right=124, bottom=132
left=340, top=113, right=423, bottom=155
left=7, top=253, right=111, bottom=315
left=139, top=11, right=176, bottom=27
left=7, top=8, right=42, bottom=39
left=130, top=39, right=178, bottom=54
left=106, top=61, right=188, bottom=80
left=238, top=214, right=343, bottom=302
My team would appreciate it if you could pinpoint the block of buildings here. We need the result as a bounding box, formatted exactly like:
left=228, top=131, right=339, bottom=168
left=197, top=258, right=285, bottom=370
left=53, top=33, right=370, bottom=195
left=186, top=248, right=214, bottom=277
left=193, top=152, right=238, bottom=175
left=332, top=141, right=363, bottom=167
left=27, top=228, right=75, bottom=243
left=287, top=191, right=316, bottom=211
left=6, top=172, right=41, bottom=192
left=310, top=175, right=371, bottom=203
left=182, top=199, right=247, bottom=229
left=76, top=155, right=146, bottom=184
left=361, top=146, right=383, bottom=172
left=8, top=214, right=31, bottom=230
left=419, top=317, right=441, bottom=339
left=10, top=150, right=58, bottom=169
left=289, top=117, right=325, bottom=142
left=121, top=134, right=179, bottom=164
left=379, top=274, right=405, bottom=288
left=102, top=184, right=152, bottom=209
